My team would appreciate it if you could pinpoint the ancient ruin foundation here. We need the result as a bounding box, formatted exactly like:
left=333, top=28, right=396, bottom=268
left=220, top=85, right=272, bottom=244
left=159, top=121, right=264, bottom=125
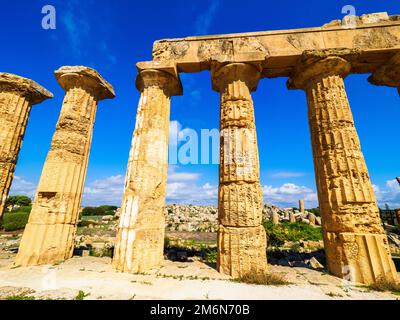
left=0, top=74, right=53, bottom=219
left=113, top=12, right=400, bottom=284
left=15, top=66, right=115, bottom=266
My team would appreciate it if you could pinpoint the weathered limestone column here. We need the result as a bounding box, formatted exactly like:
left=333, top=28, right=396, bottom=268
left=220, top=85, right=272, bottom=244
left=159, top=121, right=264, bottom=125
left=369, top=52, right=400, bottom=95
left=288, top=50, right=398, bottom=284
left=0, top=74, right=53, bottom=218
left=15, top=66, right=115, bottom=266
left=299, top=199, right=305, bottom=213
left=211, top=62, right=267, bottom=278
left=113, top=67, right=182, bottom=273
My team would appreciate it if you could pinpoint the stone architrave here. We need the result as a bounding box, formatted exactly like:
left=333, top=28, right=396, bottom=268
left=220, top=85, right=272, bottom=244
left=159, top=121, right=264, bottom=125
left=288, top=50, right=398, bottom=284
left=0, top=73, right=53, bottom=218
left=211, top=62, right=267, bottom=278
left=15, top=66, right=115, bottom=266
left=369, top=52, right=400, bottom=95
left=113, top=65, right=182, bottom=273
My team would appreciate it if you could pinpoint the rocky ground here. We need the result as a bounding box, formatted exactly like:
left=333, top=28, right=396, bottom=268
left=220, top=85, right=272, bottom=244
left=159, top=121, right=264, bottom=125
left=0, top=204, right=399, bottom=300
left=0, top=254, right=398, bottom=300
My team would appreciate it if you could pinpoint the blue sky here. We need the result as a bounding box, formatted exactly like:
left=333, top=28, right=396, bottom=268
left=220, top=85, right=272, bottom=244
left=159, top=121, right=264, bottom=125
left=1, top=0, right=400, bottom=208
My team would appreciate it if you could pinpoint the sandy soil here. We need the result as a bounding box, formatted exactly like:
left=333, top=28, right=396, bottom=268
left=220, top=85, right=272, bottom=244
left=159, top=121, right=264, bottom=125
left=0, top=252, right=398, bottom=300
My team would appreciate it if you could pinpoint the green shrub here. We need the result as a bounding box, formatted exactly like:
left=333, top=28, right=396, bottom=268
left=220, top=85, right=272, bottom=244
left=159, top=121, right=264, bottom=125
left=6, top=195, right=32, bottom=207
left=307, top=208, right=320, bottom=217
left=81, top=205, right=117, bottom=217
left=263, top=221, right=323, bottom=247
left=11, top=206, right=32, bottom=213
left=2, top=210, right=31, bottom=231
left=205, top=248, right=217, bottom=264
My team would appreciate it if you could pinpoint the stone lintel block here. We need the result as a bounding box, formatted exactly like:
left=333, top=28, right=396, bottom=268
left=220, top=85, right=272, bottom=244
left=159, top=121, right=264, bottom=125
left=136, top=61, right=182, bottom=96
left=368, top=52, right=400, bottom=88
left=113, top=227, right=165, bottom=273
left=15, top=223, right=75, bottom=266
left=0, top=73, right=53, bottom=105
left=218, top=225, right=267, bottom=278
left=55, top=66, right=115, bottom=100
left=324, top=232, right=398, bottom=284
left=219, top=183, right=263, bottom=227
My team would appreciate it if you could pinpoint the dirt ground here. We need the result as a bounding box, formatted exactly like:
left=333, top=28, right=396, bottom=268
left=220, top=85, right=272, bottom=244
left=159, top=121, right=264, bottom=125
left=0, top=252, right=398, bottom=300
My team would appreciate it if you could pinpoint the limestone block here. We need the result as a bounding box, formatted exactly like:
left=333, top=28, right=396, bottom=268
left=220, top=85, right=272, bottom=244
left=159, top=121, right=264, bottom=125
left=218, top=183, right=263, bottom=227
left=113, top=228, right=165, bottom=273
left=324, top=232, right=398, bottom=284
left=218, top=225, right=268, bottom=278
left=272, top=212, right=280, bottom=225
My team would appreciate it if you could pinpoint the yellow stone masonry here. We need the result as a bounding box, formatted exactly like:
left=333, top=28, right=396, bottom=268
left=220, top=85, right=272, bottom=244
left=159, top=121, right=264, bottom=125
left=288, top=50, right=398, bottom=284
left=212, top=63, right=267, bottom=277
left=113, top=67, right=182, bottom=273
left=0, top=73, right=53, bottom=218
left=15, top=66, right=114, bottom=266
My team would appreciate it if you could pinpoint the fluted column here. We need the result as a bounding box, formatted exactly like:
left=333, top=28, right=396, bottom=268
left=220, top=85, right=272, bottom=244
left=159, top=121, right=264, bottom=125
left=113, top=68, right=182, bottom=273
left=288, top=51, right=397, bottom=284
left=369, top=52, right=400, bottom=95
left=211, top=62, right=267, bottom=278
left=15, top=66, right=115, bottom=266
left=0, top=74, right=53, bottom=218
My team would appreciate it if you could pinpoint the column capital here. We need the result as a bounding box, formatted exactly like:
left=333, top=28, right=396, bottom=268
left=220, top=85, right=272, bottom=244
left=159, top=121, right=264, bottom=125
left=136, top=69, right=182, bottom=96
left=55, top=66, right=115, bottom=101
left=0, top=73, right=53, bottom=105
left=211, top=62, right=261, bottom=93
left=368, top=52, right=400, bottom=89
left=287, top=49, right=358, bottom=90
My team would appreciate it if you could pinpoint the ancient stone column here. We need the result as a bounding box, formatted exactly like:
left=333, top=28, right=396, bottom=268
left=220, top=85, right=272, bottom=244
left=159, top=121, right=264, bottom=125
left=369, top=52, right=400, bottom=95
left=396, top=209, right=400, bottom=225
left=288, top=51, right=398, bottom=284
left=15, top=66, right=115, bottom=266
left=211, top=62, right=267, bottom=278
left=299, top=199, right=305, bottom=213
left=113, top=68, right=182, bottom=273
left=0, top=73, right=53, bottom=218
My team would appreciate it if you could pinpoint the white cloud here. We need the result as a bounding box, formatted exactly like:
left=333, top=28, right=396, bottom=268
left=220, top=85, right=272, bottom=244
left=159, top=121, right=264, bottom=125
left=373, top=179, right=400, bottom=209
left=82, top=175, right=125, bottom=206
left=263, top=183, right=318, bottom=208
left=166, top=166, right=217, bottom=204
left=9, top=176, right=37, bottom=199
left=194, top=0, right=221, bottom=35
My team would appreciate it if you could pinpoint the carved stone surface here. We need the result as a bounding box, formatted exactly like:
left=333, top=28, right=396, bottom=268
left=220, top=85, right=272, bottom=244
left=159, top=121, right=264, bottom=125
left=15, top=66, right=114, bottom=266
left=151, top=14, right=400, bottom=76
left=289, top=53, right=397, bottom=284
left=113, top=69, right=181, bottom=273
left=212, top=62, right=267, bottom=278
left=369, top=52, right=400, bottom=95
left=0, top=73, right=53, bottom=218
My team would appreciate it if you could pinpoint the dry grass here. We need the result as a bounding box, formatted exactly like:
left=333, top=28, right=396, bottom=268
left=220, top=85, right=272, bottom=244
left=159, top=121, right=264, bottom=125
left=369, top=277, right=400, bottom=294
left=234, top=272, right=290, bottom=286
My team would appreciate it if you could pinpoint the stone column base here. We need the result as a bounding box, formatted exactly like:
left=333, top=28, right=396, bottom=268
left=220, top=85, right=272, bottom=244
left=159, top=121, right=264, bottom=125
left=113, top=227, right=165, bottom=273
left=324, top=232, right=398, bottom=284
left=218, top=225, right=267, bottom=278
left=15, top=223, right=75, bottom=266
